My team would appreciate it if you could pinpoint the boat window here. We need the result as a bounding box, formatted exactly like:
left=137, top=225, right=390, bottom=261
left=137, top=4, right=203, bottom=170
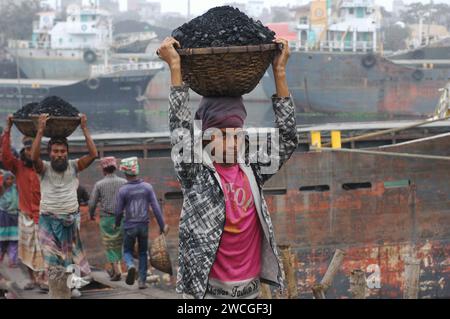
left=342, top=182, right=372, bottom=190
left=164, top=192, right=183, bottom=200
left=299, top=185, right=330, bottom=192
left=263, top=189, right=287, bottom=196
left=384, top=180, right=411, bottom=189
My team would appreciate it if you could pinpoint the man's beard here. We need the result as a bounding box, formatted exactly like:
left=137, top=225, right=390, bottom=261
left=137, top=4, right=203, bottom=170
left=51, top=158, right=68, bottom=173
left=20, top=150, right=33, bottom=168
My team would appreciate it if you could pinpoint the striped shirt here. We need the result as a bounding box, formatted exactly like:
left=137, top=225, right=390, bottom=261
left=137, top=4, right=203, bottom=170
left=89, top=174, right=127, bottom=218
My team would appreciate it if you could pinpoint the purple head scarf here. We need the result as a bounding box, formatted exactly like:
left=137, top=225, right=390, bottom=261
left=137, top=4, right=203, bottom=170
left=194, top=96, right=247, bottom=131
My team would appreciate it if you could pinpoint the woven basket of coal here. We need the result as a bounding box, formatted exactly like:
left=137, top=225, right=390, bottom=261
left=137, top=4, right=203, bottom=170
left=12, top=118, right=37, bottom=137
left=172, top=6, right=278, bottom=97
left=177, top=44, right=278, bottom=97
left=28, top=96, right=81, bottom=138
left=30, top=115, right=81, bottom=138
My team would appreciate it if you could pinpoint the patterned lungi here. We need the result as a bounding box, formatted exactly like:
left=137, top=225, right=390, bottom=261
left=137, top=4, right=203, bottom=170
left=38, top=212, right=91, bottom=276
left=18, top=213, right=45, bottom=272
left=99, top=216, right=123, bottom=263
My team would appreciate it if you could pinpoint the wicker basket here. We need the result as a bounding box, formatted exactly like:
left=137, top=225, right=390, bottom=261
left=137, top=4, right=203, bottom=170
left=30, top=115, right=81, bottom=138
left=177, top=43, right=279, bottom=97
left=150, top=234, right=173, bottom=275
left=12, top=118, right=37, bottom=137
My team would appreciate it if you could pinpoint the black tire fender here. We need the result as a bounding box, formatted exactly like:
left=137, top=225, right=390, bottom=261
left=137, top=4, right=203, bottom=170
left=412, top=69, right=424, bottom=81
left=361, top=53, right=377, bottom=68
left=86, top=78, right=100, bottom=90
left=83, top=49, right=97, bottom=64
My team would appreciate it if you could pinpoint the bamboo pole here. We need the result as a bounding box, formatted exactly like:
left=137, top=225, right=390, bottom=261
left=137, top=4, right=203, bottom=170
left=312, top=249, right=346, bottom=299
left=403, top=257, right=421, bottom=299
left=311, top=284, right=326, bottom=299
left=48, top=266, right=71, bottom=299
left=349, top=269, right=367, bottom=299
left=279, top=245, right=298, bottom=299
left=260, top=283, right=273, bottom=299
left=323, top=115, right=450, bottom=147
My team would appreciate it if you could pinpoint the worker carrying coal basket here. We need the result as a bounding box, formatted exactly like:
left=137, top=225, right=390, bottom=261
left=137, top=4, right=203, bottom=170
left=31, top=112, right=98, bottom=298
left=157, top=6, right=298, bottom=300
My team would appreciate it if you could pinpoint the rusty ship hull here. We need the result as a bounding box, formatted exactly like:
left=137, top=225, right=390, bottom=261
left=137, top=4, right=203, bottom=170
left=74, top=129, right=450, bottom=299
left=262, top=51, right=450, bottom=117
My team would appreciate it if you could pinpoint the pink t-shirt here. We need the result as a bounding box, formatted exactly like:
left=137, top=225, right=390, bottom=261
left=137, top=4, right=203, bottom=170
left=209, top=163, right=262, bottom=282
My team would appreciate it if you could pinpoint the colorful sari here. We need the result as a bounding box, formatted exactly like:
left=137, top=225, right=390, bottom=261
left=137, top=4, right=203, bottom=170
left=0, top=183, right=19, bottom=264
left=0, top=184, right=19, bottom=242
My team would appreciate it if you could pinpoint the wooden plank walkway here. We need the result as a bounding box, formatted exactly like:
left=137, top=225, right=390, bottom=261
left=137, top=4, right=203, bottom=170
left=0, top=263, right=180, bottom=299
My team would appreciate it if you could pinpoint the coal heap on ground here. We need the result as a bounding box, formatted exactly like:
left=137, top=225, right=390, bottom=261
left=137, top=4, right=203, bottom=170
left=13, top=102, right=39, bottom=119
left=172, top=6, right=276, bottom=48
left=31, top=96, right=80, bottom=117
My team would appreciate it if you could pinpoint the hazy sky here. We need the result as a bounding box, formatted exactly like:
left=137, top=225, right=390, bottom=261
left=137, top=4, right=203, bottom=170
left=152, top=0, right=450, bottom=15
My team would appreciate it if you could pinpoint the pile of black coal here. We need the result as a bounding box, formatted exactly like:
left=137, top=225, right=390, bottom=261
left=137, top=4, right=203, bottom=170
left=31, top=96, right=80, bottom=117
left=172, top=6, right=276, bottom=48
left=13, top=102, right=39, bottom=119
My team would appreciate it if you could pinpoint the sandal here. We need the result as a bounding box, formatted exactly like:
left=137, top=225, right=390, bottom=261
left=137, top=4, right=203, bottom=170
left=110, top=273, right=121, bottom=282
left=39, top=283, right=49, bottom=292
left=23, top=282, right=36, bottom=291
left=106, top=268, right=115, bottom=279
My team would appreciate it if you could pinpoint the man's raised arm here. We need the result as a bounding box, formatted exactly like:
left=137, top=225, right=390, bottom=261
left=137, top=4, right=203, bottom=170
left=77, top=114, right=98, bottom=172
left=1, top=115, right=19, bottom=173
left=31, top=114, right=48, bottom=174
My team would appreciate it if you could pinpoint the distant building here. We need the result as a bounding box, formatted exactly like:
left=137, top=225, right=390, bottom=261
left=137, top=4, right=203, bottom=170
left=40, top=0, right=61, bottom=11
left=267, top=22, right=298, bottom=47
left=392, top=0, right=406, bottom=17
left=270, top=6, right=294, bottom=23
left=295, top=0, right=380, bottom=52
left=407, top=23, right=450, bottom=47
left=247, top=0, right=264, bottom=18
left=292, top=4, right=310, bottom=25
left=99, top=0, right=120, bottom=13
left=81, top=0, right=100, bottom=7
left=224, top=2, right=247, bottom=13
left=61, top=0, right=82, bottom=11
left=139, top=2, right=161, bottom=24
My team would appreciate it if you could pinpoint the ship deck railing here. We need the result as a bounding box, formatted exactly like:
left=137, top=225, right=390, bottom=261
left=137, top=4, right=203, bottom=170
left=390, top=59, right=450, bottom=66
left=7, top=39, right=106, bottom=51
left=90, top=61, right=164, bottom=77
left=8, top=40, right=51, bottom=50
left=113, top=32, right=157, bottom=48
left=293, top=41, right=375, bottom=53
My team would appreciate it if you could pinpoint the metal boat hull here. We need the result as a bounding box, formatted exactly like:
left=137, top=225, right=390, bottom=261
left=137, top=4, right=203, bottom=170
left=77, top=132, right=450, bottom=298
left=262, top=51, right=450, bottom=116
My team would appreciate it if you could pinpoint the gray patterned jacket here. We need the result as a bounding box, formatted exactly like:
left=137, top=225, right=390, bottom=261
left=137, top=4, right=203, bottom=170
left=169, top=85, right=298, bottom=299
